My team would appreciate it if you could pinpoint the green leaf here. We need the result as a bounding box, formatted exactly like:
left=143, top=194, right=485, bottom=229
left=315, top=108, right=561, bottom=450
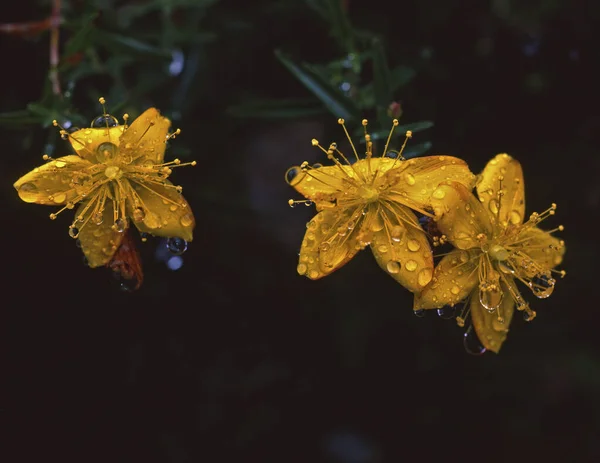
left=275, top=49, right=361, bottom=122
left=95, top=30, right=171, bottom=58
left=305, top=0, right=354, bottom=52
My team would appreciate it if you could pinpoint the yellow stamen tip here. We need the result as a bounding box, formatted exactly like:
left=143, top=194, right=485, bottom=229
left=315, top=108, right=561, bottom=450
left=361, top=119, right=368, bottom=126
left=99, top=97, right=106, bottom=104
left=406, top=130, right=413, bottom=138
left=52, top=120, right=58, bottom=126
left=392, top=119, right=399, bottom=126
left=191, top=161, right=197, bottom=166
left=311, top=139, right=319, bottom=146
left=288, top=199, right=294, bottom=206
left=337, top=118, right=345, bottom=125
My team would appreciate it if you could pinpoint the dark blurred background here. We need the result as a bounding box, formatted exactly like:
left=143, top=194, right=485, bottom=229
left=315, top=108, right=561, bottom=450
left=2, top=0, right=599, bottom=462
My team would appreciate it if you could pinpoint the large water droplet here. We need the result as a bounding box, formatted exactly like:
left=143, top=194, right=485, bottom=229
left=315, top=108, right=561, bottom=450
left=405, top=173, right=416, bottom=185
left=417, top=268, right=432, bottom=286
left=386, top=261, right=400, bottom=274
left=19, top=182, right=37, bottom=193
left=297, top=263, right=307, bottom=275
left=405, top=259, right=418, bottom=272
left=488, top=198, right=499, bottom=214
left=437, top=305, right=456, bottom=319
left=432, top=187, right=446, bottom=199
left=285, top=166, right=302, bottom=185
left=479, top=286, right=503, bottom=312
left=509, top=210, right=521, bottom=224
left=91, top=114, right=119, bottom=128
left=114, top=218, right=127, bottom=233
left=53, top=192, right=67, bottom=203
left=96, top=142, right=119, bottom=163
left=390, top=225, right=404, bottom=242
left=407, top=239, right=421, bottom=252
left=463, top=326, right=486, bottom=355
left=92, top=211, right=104, bottom=225
left=68, top=227, right=79, bottom=239
left=529, top=273, right=555, bottom=298
left=180, top=213, right=194, bottom=227
left=167, top=237, right=187, bottom=255
left=413, top=309, right=426, bottom=318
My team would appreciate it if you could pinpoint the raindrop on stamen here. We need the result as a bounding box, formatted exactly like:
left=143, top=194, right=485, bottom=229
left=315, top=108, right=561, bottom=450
left=167, top=237, right=188, bottom=255
left=91, top=114, right=119, bottom=128
left=68, top=227, right=79, bottom=239
left=529, top=273, right=555, bottom=298
left=114, top=218, right=127, bottom=233
left=285, top=166, right=302, bottom=185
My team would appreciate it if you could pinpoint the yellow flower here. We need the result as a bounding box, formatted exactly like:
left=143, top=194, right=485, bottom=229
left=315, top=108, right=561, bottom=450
left=14, top=98, right=196, bottom=268
left=285, top=118, right=476, bottom=293
left=414, top=153, right=566, bottom=353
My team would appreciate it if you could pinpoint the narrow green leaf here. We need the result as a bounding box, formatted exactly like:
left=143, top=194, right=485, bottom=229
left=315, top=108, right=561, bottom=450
left=275, top=49, right=361, bottom=121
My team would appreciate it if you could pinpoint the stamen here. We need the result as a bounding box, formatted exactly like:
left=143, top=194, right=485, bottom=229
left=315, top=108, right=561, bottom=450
left=288, top=199, right=313, bottom=208
left=337, top=118, right=360, bottom=162
left=53, top=119, right=95, bottom=157
left=166, top=128, right=181, bottom=141
left=122, top=113, right=130, bottom=129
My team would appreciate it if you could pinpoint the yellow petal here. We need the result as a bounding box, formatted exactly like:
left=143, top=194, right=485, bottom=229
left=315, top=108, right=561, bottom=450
left=415, top=249, right=480, bottom=309
left=119, top=108, right=171, bottom=164
left=286, top=163, right=356, bottom=204
left=297, top=206, right=363, bottom=279
left=369, top=202, right=434, bottom=292
left=13, top=155, right=94, bottom=205
left=476, top=153, right=525, bottom=226
left=68, top=126, right=125, bottom=161
left=519, top=226, right=566, bottom=269
left=430, top=181, right=493, bottom=249
left=384, top=155, right=476, bottom=208
left=470, top=283, right=515, bottom=353
left=76, top=199, right=125, bottom=268
left=129, top=179, right=194, bottom=242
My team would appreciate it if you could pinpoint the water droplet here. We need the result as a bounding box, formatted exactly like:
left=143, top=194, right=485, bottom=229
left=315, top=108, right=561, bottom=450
left=377, top=244, right=388, bottom=253
left=413, top=309, right=426, bottom=318
left=488, top=198, right=499, bottom=214
left=463, top=326, right=486, bottom=355
left=407, top=239, right=421, bottom=252
left=133, top=207, right=145, bottom=222
left=509, top=210, right=521, bottom=224
left=489, top=244, right=509, bottom=261
left=386, top=261, right=401, bottom=274
left=285, top=166, right=302, bottom=185
left=167, top=237, right=188, bottom=255
left=405, top=173, right=416, bottom=185
left=91, top=114, right=119, bottom=128
left=390, top=225, right=404, bottom=242
left=68, top=227, right=79, bottom=239
left=319, top=242, right=331, bottom=252
left=432, top=187, right=446, bottom=199
left=437, top=305, right=456, bottom=319
left=529, top=273, right=555, bottom=298
left=180, top=213, right=194, bottom=227
left=479, top=286, right=503, bottom=311
left=52, top=192, right=67, bottom=203
left=405, top=259, right=418, bottom=272
left=417, top=268, right=432, bottom=286
left=297, top=263, right=307, bottom=275
left=92, top=211, right=104, bottom=225
left=140, top=232, right=149, bottom=242
left=114, top=218, right=127, bottom=233
left=96, top=142, right=119, bottom=163
left=370, top=214, right=384, bottom=232
left=451, top=285, right=460, bottom=295
left=308, top=270, right=319, bottom=279
left=18, top=182, right=37, bottom=193
left=459, top=251, right=469, bottom=263
left=498, top=260, right=515, bottom=274
left=55, top=160, right=67, bottom=168
left=75, top=239, right=82, bottom=248
left=523, top=308, right=537, bottom=322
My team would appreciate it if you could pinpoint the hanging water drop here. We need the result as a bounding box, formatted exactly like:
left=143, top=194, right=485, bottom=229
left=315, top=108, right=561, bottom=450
left=114, top=218, right=127, bottom=233
left=285, top=166, right=302, bottom=185
left=167, top=237, right=188, bottom=255
left=68, top=227, right=79, bottom=239
left=529, top=273, right=555, bottom=298
left=413, top=309, right=426, bottom=318
left=437, top=305, right=456, bottom=319
left=463, top=326, right=486, bottom=355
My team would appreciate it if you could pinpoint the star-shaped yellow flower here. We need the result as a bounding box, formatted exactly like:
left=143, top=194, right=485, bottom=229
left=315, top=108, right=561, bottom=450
left=286, top=118, right=476, bottom=293
left=414, top=153, right=566, bottom=353
left=14, top=98, right=196, bottom=268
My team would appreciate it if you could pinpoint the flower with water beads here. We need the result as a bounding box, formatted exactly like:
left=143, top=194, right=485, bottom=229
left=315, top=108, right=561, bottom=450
left=285, top=118, right=476, bottom=293
left=414, top=153, right=566, bottom=353
left=14, top=98, right=196, bottom=268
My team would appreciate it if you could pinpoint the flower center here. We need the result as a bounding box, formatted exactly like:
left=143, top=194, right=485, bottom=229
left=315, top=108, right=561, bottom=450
left=104, top=165, right=121, bottom=179
left=358, top=185, right=379, bottom=202
left=489, top=244, right=509, bottom=261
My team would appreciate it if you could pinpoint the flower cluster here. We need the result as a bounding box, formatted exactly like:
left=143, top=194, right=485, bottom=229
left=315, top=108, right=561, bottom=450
left=286, top=119, right=565, bottom=353
left=14, top=98, right=196, bottom=276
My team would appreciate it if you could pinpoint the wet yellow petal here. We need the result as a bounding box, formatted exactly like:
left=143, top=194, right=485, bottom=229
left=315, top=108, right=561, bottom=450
left=470, top=283, right=515, bottom=353
left=430, top=181, right=493, bottom=249
left=476, top=153, right=525, bottom=226
left=297, top=207, right=363, bottom=279
left=68, top=126, right=125, bottom=161
left=415, top=249, right=480, bottom=309
left=286, top=162, right=359, bottom=205
left=369, top=202, right=434, bottom=292
left=384, top=155, right=476, bottom=208
left=518, top=226, right=566, bottom=269
left=129, top=179, right=194, bottom=242
left=13, top=155, right=94, bottom=205
left=119, top=108, right=171, bottom=164
left=76, top=199, right=125, bottom=268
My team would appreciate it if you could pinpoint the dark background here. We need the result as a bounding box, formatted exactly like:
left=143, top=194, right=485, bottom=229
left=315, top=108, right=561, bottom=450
left=2, top=0, right=599, bottom=462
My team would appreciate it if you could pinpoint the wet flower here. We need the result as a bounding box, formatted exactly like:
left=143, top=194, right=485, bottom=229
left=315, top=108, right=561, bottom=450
left=14, top=98, right=196, bottom=268
left=285, top=118, right=476, bottom=292
left=414, top=153, right=566, bottom=353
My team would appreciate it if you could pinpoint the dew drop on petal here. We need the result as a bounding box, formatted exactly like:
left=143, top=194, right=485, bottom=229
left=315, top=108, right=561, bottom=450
left=405, top=173, right=416, bottom=185
left=91, top=114, right=119, bottom=128
left=53, top=192, right=67, bottom=203
left=297, top=263, right=307, bottom=275
left=417, top=268, right=432, bottom=286
left=114, top=218, right=127, bottom=233
left=390, top=225, right=404, bottom=242
left=488, top=199, right=499, bottom=214
left=509, top=210, right=521, bottom=224
left=180, top=213, right=194, bottom=227
left=405, top=260, right=418, bottom=272
left=386, top=261, right=401, bottom=274
left=407, top=239, right=421, bottom=252
left=133, top=207, right=145, bottom=223
left=92, top=211, right=104, bottom=225
left=432, top=187, right=446, bottom=199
